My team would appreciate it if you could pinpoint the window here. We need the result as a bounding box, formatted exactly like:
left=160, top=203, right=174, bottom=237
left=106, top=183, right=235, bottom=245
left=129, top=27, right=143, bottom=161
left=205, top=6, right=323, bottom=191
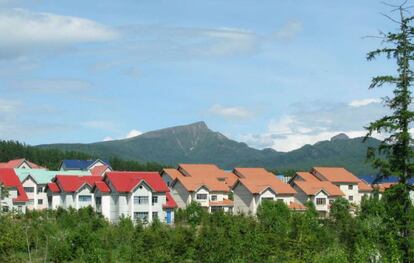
left=167, top=181, right=170, bottom=187
left=37, top=187, right=43, bottom=193
left=196, top=194, right=207, bottom=200
left=78, top=195, right=92, bottom=202
left=348, top=185, right=353, bottom=190
left=152, top=212, right=158, bottom=219
left=316, top=198, right=326, bottom=205
left=262, top=197, right=274, bottom=202
left=28, top=199, right=34, bottom=205
left=134, top=212, right=148, bottom=222
left=134, top=196, right=149, bottom=204
left=17, top=206, right=22, bottom=212
left=211, top=206, right=223, bottom=213
left=95, top=197, right=102, bottom=205
left=2, top=206, right=9, bottom=212
left=38, top=199, right=43, bottom=205
left=24, top=187, right=34, bottom=193
left=211, top=195, right=217, bottom=201
left=152, top=196, right=158, bottom=205
left=349, top=195, right=353, bottom=201
left=329, top=199, right=334, bottom=204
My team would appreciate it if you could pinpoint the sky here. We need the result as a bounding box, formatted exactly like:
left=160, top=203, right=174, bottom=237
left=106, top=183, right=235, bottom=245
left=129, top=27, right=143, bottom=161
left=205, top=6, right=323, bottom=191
left=0, top=0, right=404, bottom=151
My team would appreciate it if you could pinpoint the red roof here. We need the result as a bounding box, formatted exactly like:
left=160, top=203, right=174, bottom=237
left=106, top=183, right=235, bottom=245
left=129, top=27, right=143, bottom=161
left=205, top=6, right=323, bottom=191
left=47, top=182, right=60, bottom=193
left=163, top=192, right=177, bottom=209
left=0, top=158, right=44, bottom=169
left=0, top=168, right=29, bottom=202
left=95, top=181, right=110, bottom=193
left=90, top=165, right=111, bottom=177
left=106, top=171, right=169, bottom=193
left=55, top=175, right=103, bottom=192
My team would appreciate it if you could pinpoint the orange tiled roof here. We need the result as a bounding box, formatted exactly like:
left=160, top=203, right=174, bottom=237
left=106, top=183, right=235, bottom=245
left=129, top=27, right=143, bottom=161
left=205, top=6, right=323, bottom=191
left=358, top=181, right=373, bottom=192
left=312, top=167, right=361, bottom=183
left=209, top=199, right=234, bottom=207
left=171, top=164, right=232, bottom=192
left=162, top=168, right=184, bottom=180
left=293, top=172, right=344, bottom=197
left=234, top=168, right=296, bottom=195
left=375, top=182, right=396, bottom=192
left=0, top=158, right=45, bottom=169
left=289, top=201, right=307, bottom=211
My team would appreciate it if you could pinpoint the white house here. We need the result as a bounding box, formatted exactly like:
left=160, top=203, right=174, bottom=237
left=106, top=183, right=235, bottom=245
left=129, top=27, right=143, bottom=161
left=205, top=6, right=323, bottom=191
left=46, top=175, right=103, bottom=210
left=15, top=169, right=91, bottom=210
left=95, top=171, right=177, bottom=224
left=310, top=167, right=372, bottom=205
left=59, top=159, right=111, bottom=172
left=162, top=164, right=237, bottom=213
left=289, top=172, right=345, bottom=216
left=232, top=168, right=303, bottom=215
left=0, top=168, right=29, bottom=213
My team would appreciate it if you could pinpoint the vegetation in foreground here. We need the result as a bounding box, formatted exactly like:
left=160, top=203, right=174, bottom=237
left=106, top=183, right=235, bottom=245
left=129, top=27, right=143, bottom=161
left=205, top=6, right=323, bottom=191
left=0, top=190, right=412, bottom=263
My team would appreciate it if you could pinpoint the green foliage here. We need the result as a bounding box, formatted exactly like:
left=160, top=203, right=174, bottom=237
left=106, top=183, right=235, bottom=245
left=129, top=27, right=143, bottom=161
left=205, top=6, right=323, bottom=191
left=0, top=195, right=409, bottom=263
left=0, top=140, right=166, bottom=171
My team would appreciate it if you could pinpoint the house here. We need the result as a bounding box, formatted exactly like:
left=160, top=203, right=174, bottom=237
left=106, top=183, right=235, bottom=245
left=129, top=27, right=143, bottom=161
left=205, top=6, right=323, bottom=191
left=289, top=172, right=344, bottom=216
left=94, top=171, right=177, bottom=224
left=161, top=164, right=236, bottom=212
left=14, top=169, right=91, bottom=210
left=46, top=175, right=103, bottom=210
left=232, top=168, right=302, bottom=215
left=310, top=167, right=372, bottom=204
left=59, top=159, right=111, bottom=172
left=0, top=168, right=29, bottom=213
left=0, top=158, right=45, bottom=169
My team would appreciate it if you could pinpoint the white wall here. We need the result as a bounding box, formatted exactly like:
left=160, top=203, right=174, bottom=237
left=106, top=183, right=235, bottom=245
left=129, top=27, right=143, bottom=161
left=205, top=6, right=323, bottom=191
left=337, top=183, right=359, bottom=204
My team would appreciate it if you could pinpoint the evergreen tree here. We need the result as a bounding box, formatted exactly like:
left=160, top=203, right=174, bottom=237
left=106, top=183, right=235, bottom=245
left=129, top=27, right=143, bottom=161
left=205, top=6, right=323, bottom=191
left=365, top=3, right=414, bottom=262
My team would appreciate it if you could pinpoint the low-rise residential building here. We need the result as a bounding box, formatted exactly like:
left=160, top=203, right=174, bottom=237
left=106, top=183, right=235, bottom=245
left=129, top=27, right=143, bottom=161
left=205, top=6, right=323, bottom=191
left=46, top=175, right=103, bottom=210
left=14, top=169, right=91, bottom=210
left=290, top=172, right=344, bottom=216
left=95, top=171, right=176, bottom=224
left=162, top=164, right=236, bottom=212
left=232, top=168, right=301, bottom=215
left=0, top=168, right=29, bottom=213
left=59, top=159, right=111, bottom=172
left=310, top=167, right=372, bottom=205
left=0, top=158, right=45, bottom=169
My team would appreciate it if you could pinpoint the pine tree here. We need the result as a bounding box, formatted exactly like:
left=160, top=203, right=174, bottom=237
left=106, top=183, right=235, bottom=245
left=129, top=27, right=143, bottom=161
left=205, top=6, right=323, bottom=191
left=365, top=3, right=414, bottom=262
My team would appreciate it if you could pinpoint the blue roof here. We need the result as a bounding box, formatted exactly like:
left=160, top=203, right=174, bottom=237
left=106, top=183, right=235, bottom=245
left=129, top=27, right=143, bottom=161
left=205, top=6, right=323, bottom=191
left=360, top=175, right=414, bottom=185
left=61, top=159, right=110, bottom=170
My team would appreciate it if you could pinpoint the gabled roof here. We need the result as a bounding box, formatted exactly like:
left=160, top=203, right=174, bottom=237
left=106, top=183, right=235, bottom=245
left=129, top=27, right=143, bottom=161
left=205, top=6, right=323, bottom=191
left=90, top=165, right=111, bottom=177
left=47, top=182, right=60, bottom=193
left=0, top=159, right=45, bottom=169
left=289, top=201, right=307, bottom=211
left=15, top=169, right=91, bottom=185
left=162, top=168, right=183, bottom=180
left=54, top=175, right=103, bottom=192
left=106, top=171, right=169, bottom=193
left=94, top=181, right=110, bottom=193
left=209, top=199, right=234, bottom=207
left=233, top=168, right=296, bottom=195
left=60, top=159, right=110, bottom=171
left=312, top=167, right=361, bottom=183
left=292, top=172, right=344, bottom=197
left=163, top=192, right=177, bottom=209
left=0, top=168, right=29, bottom=202
left=171, top=164, right=234, bottom=192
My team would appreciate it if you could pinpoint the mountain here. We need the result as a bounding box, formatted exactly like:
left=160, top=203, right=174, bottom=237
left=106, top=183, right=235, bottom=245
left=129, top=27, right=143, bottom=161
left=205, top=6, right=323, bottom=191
left=37, top=121, right=381, bottom=175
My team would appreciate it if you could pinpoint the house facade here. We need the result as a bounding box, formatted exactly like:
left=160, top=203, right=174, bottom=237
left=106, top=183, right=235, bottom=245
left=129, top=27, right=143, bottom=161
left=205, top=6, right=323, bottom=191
left=15, top=169, right=91, bottom=210
left=46, top=175, right=103, bottom=210
left=232, top=168, right=302, bottom=215
left=95, top=171, right=176, bottom=224
left=0, top=168, right=29, bottom=213
left=59, top=159, right=111, bottom=172
left=162, top=164, right=236, bottom=213
left=289, top=172, right=344, bottom=216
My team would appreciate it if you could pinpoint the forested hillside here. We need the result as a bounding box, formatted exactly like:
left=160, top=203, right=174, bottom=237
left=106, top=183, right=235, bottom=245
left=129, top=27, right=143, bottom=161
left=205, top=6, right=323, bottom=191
left=0, top=140, right=165, bottom=171
left=37, top=122, right=380, bottom=175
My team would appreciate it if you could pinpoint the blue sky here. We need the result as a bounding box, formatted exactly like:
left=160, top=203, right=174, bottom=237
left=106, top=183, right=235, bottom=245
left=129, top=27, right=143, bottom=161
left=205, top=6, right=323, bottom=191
left=0, top=0, right=401, bottom=151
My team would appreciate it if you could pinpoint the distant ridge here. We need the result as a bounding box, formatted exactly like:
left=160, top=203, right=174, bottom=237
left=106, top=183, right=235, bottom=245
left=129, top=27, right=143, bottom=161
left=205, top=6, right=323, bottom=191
left=37, top=121, right=380, bottom=175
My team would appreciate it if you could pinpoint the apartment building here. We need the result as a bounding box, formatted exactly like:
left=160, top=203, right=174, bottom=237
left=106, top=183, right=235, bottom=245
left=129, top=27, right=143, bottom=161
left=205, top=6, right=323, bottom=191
left=0, top=168, right=28, bottom=213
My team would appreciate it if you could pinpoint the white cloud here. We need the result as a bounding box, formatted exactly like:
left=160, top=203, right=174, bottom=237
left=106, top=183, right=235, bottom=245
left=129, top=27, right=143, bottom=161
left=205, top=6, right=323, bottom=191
left=240, top=98, right=389, bottom=151
left=349, top=98, right=381, bottom=107
left=274, top=20, right=303, bottom=41
left=209, top=104, right=252, bottom=119
left=102, top=136, right=114, bottom=142
left=0, top=8, right=117, bottom=59
left=125, top=129, right=142, bottom=138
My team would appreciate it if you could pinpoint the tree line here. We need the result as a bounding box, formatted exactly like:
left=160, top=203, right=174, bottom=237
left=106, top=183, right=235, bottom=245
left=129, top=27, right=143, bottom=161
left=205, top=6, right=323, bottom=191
left=0, top=140, right=166, bottom=172
left=0, top=190, right=410, bottom=263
